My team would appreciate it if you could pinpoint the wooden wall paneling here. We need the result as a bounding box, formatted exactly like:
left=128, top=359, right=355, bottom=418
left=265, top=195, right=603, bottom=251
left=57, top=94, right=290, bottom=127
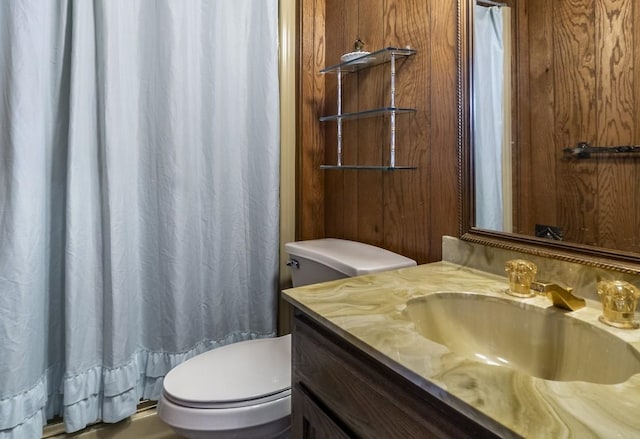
left=513, top=0, right=536, bottom=233
left=299, top=0, right=640, bottom=262
left=553, top=0, right=598, bottom=246
left=634, top=0, right=640, bottom=252
left=299, top=0, right=461, bottom=264
left=381, top=0, right=431, bottom=262
left=595, top=0, right=635, bottom=252
left=512, top=2, right=526, bottom=233
left=355, top=0, right=385, bottom=246
left=323, top=0, right=350, bottom=238
left=425, top=0, right=458, bottom=262
left=299, top=0, right=327, bottom=240
left=340, top=2, right=362, bottom=239
left=520, top=0, right=555, bottom=236
left=513, top=1, right=530, bottom=233
left=513, top=0, right=640, bottom=250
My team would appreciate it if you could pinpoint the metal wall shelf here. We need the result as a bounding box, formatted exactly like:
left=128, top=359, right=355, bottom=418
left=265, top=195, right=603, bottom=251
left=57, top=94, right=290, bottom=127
left=319, top=47, right=417, bottom=170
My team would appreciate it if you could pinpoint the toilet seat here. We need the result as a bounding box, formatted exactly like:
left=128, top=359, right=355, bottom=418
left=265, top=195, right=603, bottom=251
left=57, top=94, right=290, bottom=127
left=162, top=335, right=291, bottom=408
left=158, top=335, right=292, bottom=435
left=162, top=388, right=291, bottom=409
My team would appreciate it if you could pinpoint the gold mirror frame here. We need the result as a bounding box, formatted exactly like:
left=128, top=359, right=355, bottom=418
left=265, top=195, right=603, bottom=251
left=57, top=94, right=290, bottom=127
left=456, top=0, right=640, bottom=275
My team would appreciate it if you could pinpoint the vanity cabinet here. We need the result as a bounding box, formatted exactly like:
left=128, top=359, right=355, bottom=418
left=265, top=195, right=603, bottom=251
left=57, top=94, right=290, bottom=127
left=320, top=47, right=417, bottom=170
left=291, top=310, right=501, bottom=439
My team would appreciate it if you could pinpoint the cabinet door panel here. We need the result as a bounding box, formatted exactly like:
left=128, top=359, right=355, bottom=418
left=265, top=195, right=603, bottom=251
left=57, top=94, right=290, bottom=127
left=294, top=384, right=352, bottom=439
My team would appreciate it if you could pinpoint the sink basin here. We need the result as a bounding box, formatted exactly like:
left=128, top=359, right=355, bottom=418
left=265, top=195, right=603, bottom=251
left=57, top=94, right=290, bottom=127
left=405, top=292, right=640, bottom=384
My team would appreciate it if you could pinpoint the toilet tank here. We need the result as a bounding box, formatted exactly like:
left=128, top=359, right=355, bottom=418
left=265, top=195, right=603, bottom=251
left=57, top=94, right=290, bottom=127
left=284, top=238, right=417, bottom=287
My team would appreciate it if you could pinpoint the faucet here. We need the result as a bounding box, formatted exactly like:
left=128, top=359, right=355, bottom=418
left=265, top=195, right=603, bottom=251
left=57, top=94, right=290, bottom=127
left=531, top=281, right=586, bottom=311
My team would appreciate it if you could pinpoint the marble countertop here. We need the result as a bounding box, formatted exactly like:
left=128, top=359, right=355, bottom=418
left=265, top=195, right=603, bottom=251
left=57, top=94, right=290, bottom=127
left=282, top=261, right=640, bottom=439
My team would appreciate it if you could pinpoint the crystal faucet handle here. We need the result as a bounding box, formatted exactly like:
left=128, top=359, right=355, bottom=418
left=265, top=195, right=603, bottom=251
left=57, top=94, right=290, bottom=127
left=504, top=259, right=537, bottom=298
left=597, top=280, right=640, bottom=329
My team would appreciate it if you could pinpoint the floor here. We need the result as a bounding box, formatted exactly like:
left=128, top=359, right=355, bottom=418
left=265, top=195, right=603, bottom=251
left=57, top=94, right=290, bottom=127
left=48, top=409, right=181, bottom=439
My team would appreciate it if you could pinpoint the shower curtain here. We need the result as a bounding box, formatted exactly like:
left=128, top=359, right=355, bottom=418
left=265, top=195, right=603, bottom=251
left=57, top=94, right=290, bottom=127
left=0, top=0, right=280, bottom=436
left=474, top=4, right=504, bottom=231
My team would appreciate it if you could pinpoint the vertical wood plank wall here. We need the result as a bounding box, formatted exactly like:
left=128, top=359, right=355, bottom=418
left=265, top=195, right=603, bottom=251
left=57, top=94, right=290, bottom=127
left=516, top=0, right=640, bottom=253
left=298, top=0, right=459, bottom=264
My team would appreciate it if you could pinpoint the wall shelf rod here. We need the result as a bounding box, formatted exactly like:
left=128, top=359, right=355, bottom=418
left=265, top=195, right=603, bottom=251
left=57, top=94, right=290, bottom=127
left=563, top=142, right=640, bottom=159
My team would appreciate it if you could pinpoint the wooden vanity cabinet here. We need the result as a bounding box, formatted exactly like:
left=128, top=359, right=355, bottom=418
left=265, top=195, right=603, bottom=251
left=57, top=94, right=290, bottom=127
left=291, top=310, right=501, bottom=439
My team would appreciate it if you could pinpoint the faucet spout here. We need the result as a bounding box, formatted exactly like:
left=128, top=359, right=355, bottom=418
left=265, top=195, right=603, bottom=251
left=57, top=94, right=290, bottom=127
left=531, top=281, right=586, bottom=311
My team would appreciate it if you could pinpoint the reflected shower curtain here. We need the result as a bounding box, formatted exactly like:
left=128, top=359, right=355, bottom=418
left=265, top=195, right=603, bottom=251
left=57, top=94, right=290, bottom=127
left=0, top=0, right=279, bottom=436
left=474, top=5, right=504, bottom=231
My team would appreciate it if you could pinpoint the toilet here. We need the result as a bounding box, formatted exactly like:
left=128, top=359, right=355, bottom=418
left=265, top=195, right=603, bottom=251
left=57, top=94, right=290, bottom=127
left=157, top=238, right=416, bottom=438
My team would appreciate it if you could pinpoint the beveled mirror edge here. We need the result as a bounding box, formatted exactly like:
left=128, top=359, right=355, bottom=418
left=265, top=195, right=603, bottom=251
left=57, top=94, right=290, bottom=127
left=456, top=0, right=640, bottom=276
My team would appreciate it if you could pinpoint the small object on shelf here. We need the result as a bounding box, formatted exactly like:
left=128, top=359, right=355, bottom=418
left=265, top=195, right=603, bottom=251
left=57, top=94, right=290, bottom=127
left=340, top=37, right=370, bottom=63
left=353, top=37, right=365, bottom=52
left=340, top=51, right=372, bottom=63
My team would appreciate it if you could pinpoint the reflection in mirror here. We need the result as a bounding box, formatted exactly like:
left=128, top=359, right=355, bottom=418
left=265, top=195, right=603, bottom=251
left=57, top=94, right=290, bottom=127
left=473, top=1, right=512, bottom=233
left=463, top=0, right=640, bottom=268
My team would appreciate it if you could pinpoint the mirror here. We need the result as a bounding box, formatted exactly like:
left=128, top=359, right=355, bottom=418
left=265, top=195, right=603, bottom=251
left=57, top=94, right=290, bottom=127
left=458, top=0, right=640, bottom=272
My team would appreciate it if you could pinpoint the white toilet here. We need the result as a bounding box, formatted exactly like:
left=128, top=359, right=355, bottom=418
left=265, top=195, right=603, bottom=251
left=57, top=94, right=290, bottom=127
left=157, top=238, right=416, bottom=438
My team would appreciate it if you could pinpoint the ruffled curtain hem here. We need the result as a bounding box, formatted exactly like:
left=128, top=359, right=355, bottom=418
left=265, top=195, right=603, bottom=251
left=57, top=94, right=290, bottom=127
left=0, top=330, right=275, bottom=435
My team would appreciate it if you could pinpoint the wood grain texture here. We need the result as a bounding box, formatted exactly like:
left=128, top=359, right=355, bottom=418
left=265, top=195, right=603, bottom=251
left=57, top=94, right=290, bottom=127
left=295, top=384, right=352, bottom=438
left=426, top=0, right=459, bottom=262
left=299, top=0, right=327, bottom=240
left=553, top=0, right=598, bottom=246
left=298, top=0, right=460, bottom=263
left=518, top=0, right=555, bottom=235
left=595, top=0, right=635, bottom=250
left=514, top=0, right=640, bottom=252
left=381, top=0, right=430, bottom=258
left=634, top=0, right=640, bottom=246
left=292, top=312, right=503, bottom=439
left=299, top=0, right=640, bottom=262
left=323, top=0, right=348, bottom=239
left=355, top=0, right=385, bottom=246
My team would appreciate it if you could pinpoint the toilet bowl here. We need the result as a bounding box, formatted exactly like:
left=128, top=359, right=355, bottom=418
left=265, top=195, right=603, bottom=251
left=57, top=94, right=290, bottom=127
left=158, top=336, right=291, bottom=439
left=157, top=238, right=416, bottom=438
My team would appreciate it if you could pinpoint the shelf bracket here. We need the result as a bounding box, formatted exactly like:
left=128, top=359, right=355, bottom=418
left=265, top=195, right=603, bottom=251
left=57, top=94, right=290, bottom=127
left=390, top=53, right=397, bottom=168
left=337, top=70, right=343, bottom=166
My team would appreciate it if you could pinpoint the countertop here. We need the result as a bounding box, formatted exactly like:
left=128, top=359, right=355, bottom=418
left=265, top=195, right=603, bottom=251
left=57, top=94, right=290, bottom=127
left=282, top=261, right=640, bottom=439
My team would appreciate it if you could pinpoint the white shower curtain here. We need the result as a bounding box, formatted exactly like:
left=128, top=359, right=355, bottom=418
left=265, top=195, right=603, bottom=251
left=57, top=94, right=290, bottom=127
left=0, top=0, right=280, bottom=436
left=474, top=4, right=504, bottom=231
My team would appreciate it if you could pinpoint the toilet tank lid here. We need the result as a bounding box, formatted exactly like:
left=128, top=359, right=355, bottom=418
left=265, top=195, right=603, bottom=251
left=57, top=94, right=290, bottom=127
left=285, top=238, right=416, bottom=276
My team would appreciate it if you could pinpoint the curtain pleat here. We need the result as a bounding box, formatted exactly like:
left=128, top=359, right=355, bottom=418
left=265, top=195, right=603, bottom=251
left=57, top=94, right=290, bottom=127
left=0, top=1, right=280, bottom=436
